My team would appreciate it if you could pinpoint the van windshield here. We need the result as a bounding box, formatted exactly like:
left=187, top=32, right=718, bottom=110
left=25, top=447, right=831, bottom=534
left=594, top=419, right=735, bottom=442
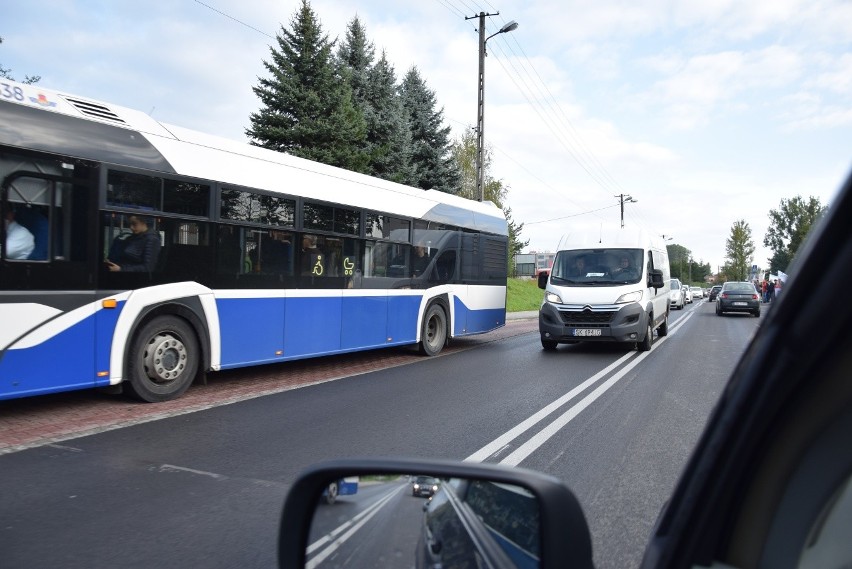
left=551, top=248, right=643, bottom=286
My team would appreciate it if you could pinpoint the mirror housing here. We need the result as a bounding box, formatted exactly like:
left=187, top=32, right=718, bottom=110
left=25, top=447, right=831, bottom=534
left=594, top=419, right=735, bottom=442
left=648, top=268, right=664, bottom=289
left=278, top=457, right=594, bottom=569
left=537, top=271, right=549, bottom=289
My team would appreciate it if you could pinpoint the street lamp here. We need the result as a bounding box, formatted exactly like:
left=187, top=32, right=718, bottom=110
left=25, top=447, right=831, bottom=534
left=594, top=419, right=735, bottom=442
left=468, top=13, right=518, bottom=201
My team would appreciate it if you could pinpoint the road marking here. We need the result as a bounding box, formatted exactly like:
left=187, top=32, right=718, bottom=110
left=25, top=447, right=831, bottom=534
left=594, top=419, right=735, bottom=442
left=306, top=484, right=403, bottom=568
left=158, top=464, right=227, bottom=480
left=467, top=306, right=699, bottom=465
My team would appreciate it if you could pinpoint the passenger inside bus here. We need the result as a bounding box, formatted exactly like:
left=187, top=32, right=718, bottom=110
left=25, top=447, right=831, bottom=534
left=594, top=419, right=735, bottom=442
left=13, top=206, right=49, bottom=260
left=412, top=245, right=430, bottom=277
left=2, top=207, right=35, bottom=260
left=105, top=215, right=161, bottom=272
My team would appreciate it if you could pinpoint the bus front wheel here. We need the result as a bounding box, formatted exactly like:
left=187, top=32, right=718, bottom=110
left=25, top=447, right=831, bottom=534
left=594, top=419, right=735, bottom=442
left=419, top=304, right=447, bottom=357
left=127, top=315, right=199, bottom=402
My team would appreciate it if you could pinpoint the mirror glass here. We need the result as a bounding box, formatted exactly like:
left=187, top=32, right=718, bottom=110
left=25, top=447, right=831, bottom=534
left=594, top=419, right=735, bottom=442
left=305, top=473, right=541, bottom=568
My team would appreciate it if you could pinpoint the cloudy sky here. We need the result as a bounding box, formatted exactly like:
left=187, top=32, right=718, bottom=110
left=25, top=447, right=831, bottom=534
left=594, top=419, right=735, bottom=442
left=3, top=0, right=851, bottom=271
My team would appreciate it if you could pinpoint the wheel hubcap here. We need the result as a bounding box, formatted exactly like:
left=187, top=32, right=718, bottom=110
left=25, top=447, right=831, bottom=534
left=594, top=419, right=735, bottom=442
left=143, top=333, right=188, bottom=384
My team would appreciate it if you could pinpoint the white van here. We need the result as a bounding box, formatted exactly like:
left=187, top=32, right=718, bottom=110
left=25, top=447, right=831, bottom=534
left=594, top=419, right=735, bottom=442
left=537, top=229, right=671, bottom=351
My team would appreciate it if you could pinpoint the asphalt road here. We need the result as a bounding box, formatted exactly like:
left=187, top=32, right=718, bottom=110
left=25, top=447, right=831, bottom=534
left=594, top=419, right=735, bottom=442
left=0, top=299, right=764, bottom=568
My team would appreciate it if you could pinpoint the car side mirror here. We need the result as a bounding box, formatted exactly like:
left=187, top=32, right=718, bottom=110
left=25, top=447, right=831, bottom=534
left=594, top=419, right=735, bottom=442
left=278, top=458, right=594, bottom=569
left=538, top=271, right=549, bottom=289
left=648, top=269, right=664, bottom=289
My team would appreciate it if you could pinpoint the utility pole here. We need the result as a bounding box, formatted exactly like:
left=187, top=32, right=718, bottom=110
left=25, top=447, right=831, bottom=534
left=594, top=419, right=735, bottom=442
left=615, top=194, right=636, bottom=228
left=465, top=12, right=517, bottom=202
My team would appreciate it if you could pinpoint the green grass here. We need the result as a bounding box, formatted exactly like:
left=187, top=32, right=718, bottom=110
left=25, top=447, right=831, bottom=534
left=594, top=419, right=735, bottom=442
left=506, top=278, right=544, bottom=312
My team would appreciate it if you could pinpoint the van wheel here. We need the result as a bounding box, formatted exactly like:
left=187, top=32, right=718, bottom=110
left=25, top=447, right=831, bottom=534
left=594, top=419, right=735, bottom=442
left=126, top=316, right=199, bottom=402
left=658, top=313, right=669, bottom=337
left=419, top=304, right=447, bottom=356
left=325, top=481, right=339, bottom=505
left=637, top=318, right=653, bottom=352
left=541, top=338, right=558, bottom=351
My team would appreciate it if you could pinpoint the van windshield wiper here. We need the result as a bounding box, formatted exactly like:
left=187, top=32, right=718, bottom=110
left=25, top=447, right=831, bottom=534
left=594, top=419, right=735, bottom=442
left=551, top=277, right=579, bottom=284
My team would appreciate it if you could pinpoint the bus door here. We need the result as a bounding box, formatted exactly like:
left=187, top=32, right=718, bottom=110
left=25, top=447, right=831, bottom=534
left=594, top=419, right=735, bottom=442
left=1, top=167, right=104, bottom=398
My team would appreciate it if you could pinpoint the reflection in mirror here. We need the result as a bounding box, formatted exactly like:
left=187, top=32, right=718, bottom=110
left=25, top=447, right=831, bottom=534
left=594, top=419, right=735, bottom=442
left=305, top=473, right=540, bottom=568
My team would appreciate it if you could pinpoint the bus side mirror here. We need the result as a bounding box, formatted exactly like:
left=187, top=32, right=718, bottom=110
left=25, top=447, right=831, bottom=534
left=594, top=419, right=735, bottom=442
left=537, top=271, right=549, bottom=289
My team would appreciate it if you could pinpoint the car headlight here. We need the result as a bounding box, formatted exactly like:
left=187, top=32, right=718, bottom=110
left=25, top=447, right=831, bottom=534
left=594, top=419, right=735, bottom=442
left=615, top=290, right=643, bottom=304
left=545, top=292, right=563, bottom=304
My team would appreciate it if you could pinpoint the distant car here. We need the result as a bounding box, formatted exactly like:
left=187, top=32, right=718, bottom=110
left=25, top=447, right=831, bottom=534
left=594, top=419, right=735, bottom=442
left=669, top=279, right=685, bottom=309
left=708, top=285, right=722, bottom=301
left=412, top=475, right=441, bottom=498
left=691, top=286, right=703, bottom=299
left=683, top=285, right=693, bottom=304
left=716, top=282, right=761, bottom=317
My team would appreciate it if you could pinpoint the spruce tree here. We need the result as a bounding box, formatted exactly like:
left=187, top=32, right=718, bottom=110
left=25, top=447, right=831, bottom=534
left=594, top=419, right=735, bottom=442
left=246, top=0, right=367, bottom=172
left=336, top=16, right=374, bottom=105
left=363, top=52, right=414, bottom=183
left=399, top=66, right=461, bottom=193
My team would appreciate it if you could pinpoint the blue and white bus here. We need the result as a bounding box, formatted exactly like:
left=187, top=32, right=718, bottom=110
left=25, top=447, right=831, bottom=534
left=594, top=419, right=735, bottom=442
left=0, top=79, right=508, bottom=402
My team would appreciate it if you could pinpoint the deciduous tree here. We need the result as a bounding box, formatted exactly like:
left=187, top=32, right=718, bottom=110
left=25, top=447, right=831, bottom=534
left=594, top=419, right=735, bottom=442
left=763, top=195, right=826, bottom=273
left=726, top=219, right=755, bottom=281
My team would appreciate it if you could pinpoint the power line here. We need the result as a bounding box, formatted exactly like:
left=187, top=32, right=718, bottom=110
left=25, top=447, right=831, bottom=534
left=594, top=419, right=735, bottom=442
left=193, top=0, right=275, bottom=40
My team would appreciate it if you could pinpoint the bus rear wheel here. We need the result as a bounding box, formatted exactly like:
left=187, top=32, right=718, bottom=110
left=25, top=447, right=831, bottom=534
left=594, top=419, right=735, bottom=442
left=419, top=304, right=447, bottom=357
left=127, top=315, right=199, bottom=402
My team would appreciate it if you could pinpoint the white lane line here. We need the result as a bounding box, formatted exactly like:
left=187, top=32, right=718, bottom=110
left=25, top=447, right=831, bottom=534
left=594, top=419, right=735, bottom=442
left=499, top=347, right=653, bottom=466
left=306, top=484, right=403, bottom=568
left=467, top=306, right=699, bottom=465
left=465, top=351, right=636, bottom=463
left=158, top=464, right=227, bottom=480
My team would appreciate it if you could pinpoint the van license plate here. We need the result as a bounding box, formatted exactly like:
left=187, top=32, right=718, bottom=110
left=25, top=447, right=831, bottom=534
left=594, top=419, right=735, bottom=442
left=573, top=329, right=601, bottom=337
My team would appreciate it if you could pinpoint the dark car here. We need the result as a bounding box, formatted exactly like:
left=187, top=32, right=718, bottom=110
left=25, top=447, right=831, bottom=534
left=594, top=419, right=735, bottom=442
left=417, top=478, right=539, bottom=569
left=412, top=475, right=440, bottom=497
left=708, top=284, right=722, bottom=301
left=715, top=281, right=761, bottom=316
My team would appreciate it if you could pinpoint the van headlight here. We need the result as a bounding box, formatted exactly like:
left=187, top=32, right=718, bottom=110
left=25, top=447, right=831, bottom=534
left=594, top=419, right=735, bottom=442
left=615, top=290, right=643, bottom=304
left=545, top=292, right=563, bottom=304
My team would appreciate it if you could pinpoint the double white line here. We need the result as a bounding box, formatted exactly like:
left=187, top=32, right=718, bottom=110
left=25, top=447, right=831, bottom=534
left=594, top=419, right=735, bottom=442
left=467, top=308, right=698, bottom=466
left=306, top=484, right=405, bottom=568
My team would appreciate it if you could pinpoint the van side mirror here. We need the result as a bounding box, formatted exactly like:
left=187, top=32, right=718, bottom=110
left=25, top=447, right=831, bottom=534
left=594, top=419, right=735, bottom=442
left=537, top=271, right=549, bottom=289
left=648, top=269, right=664, bottom=289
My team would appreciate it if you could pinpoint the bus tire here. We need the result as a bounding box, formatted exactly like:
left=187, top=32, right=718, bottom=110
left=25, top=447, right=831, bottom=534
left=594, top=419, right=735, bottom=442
left=126, top=315, right=199, bottom=403
left=419, top=303, right=447, bottom=357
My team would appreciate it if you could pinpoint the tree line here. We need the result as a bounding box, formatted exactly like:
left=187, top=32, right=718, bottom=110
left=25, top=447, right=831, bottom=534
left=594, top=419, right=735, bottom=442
left=670, top=195, right=827, bottom=285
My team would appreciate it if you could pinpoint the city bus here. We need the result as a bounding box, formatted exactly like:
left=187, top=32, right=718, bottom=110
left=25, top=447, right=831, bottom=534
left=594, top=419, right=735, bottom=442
left=0, top=78, right=508, bottom=402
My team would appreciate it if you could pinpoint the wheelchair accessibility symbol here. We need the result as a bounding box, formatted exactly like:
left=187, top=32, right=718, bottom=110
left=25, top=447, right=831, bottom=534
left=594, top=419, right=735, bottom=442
left=343, top=257, right=354, bottom=276
left=312, top=255, right=324, bottom=276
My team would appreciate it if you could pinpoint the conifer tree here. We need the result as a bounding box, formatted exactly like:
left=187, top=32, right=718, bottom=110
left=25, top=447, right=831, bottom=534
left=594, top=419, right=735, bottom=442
left=399, top=66, right=461, bottom=193
left=246, top=0, right=367, bottom=172
left=363, top=52, right=414, bottom=183
left=337, top=19, right=412, bottom=184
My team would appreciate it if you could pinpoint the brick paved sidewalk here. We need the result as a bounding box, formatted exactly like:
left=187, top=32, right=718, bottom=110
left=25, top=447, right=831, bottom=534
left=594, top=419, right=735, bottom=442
left=0, top=318, right=537, bottom=455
